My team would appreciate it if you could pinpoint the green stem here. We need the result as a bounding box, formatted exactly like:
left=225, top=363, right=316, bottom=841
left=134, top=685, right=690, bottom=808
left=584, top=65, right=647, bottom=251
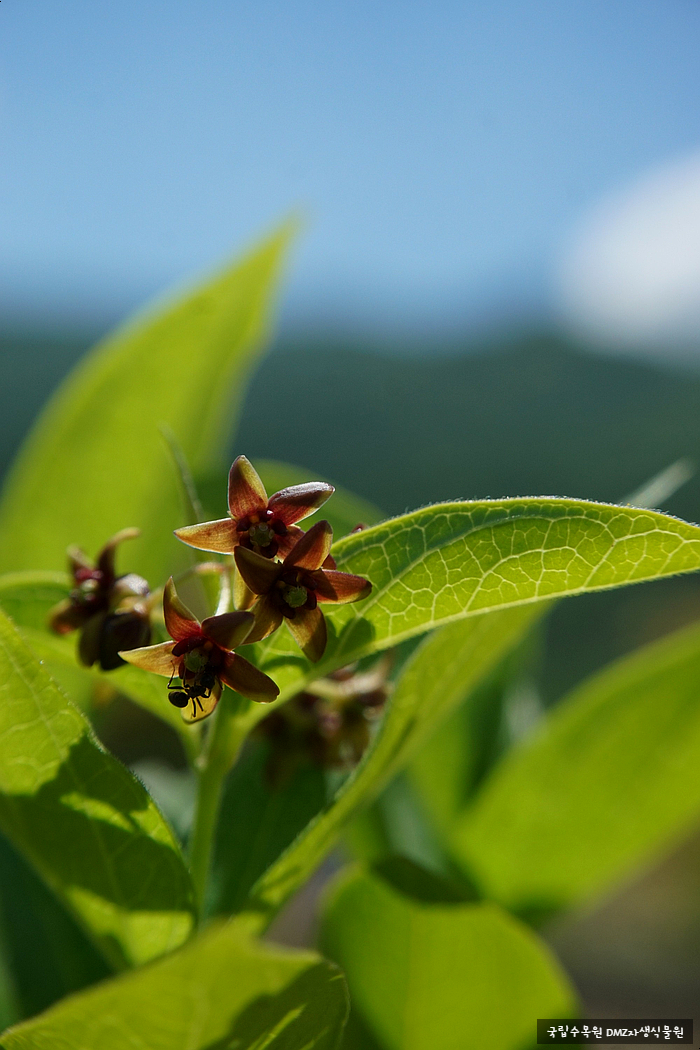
left=188, top=693, right=250, bottom=918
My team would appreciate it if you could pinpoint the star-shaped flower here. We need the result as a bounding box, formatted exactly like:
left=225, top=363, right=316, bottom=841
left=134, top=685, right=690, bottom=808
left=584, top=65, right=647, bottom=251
left=174, top=455, right=334, bottom=560
left=234, top=520, right=372, bottom=662
left=48, top=528, right=151, bottom=670
left=119, top=578, right=279, bottom=722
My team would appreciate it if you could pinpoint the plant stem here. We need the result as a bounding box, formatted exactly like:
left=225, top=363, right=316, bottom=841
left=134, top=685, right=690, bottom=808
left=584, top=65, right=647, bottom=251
left=188, top=693, right=250, bottom=918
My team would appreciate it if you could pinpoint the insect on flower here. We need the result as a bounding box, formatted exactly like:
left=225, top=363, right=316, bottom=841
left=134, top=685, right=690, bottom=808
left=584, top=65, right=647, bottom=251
left=119, top=578, right=279, bottom=722
left=234, top=519, right=372, bottom=662
left=174, top=455, right=335, bottom=560
left=48, top=528, right=151, bottom=670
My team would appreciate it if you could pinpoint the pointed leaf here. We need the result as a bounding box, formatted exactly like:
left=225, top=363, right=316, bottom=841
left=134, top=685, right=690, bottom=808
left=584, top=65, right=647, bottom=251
left=0, top=920, right=348, bottom=1050
left=0, top=608, right=195, bottom=969
left=248, top=498, right=700, bottom=714
left=320, top=866, right=576, bottom=1050
left=244, top=605, right=541, bottom=922
left=0, top=224, right=294, bottom=585
left=453, top=617, right=700, bottom=917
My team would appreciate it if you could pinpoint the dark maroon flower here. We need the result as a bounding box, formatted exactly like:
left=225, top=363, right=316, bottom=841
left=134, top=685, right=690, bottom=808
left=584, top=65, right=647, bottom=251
left=48, top=528, right=151, bottom=671
left=119, top=578, right=279, bottom=722
left=256, top=657, right=392, bottom=785
left=234, top=520, right=371, bottom=662
left=174, top=455, right=334, bottom=560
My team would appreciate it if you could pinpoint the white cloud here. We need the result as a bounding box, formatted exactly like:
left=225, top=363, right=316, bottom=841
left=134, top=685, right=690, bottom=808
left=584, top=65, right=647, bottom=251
left=557, top=151, right=700, bottom=356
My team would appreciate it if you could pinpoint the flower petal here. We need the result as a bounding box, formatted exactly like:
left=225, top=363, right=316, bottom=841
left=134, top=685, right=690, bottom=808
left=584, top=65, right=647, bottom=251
left=314, top=570, right=372, bottom=604
left=180, top=679, right=222, bottom=724
left=268, top=482, right=335, bottom=525
left=67, top=545, right=92, bottom=577
left=220, top=652, right=280, bottom=703
left=233, top=567, right=257, bottom=610
left=244, top=596, right=284, bottom=643
left=48, top=597, right=90, bottom=635
left=228, top=456, right=268, bottom=520
left=163, top=577, right=200, bottom=641
left=118, top=640, right=177, bottom=677
left=284, top=520, right=333, bottom=571
left=274, top=525, right=306, bottom=558
left=286, top=605, right=327, bottom=662
left=174, top=518, right=237, bottom=554
left=201, top=610, right=254, bottom=651
left=78, top=610, right=108, bottom=667
left=96, top=527, right=141, bottom=580
left=98, top=611, right=151, bottom=671
left=234, top=547, right=281, bottom=595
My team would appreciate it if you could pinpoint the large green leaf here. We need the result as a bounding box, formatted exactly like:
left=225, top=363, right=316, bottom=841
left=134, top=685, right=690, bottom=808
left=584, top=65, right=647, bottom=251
left=212, top=742, right=328, bottom=915
left=244, top=605, right=540, bottom=920
left=0, top=225, right=293, bottom=585
left=246, top=498, right=700, bottom=716
left=0, top=832, right=110, bottom=1020
left=0, top=920, right=348, bottom=1050
left=321, top=865, right=576, bottom=1050
left=0, top=608, right=194, bottom=969
left=453, top=617, right=700, bottom=916
left=406, top=623, right=544, bottom=843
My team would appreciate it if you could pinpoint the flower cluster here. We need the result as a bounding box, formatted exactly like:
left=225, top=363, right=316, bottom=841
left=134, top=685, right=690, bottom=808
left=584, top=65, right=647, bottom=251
left=175, top=457, right=372, bottom=664
left=49, top=457, right=373, bottom=724
left=255, top=657, right=392, bottom=785
left=48, top=528, right=151, bottom=671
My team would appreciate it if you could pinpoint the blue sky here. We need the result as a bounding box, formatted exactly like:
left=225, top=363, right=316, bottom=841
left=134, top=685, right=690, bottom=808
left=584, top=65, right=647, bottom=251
left=2, top=0, right=700, bottom=334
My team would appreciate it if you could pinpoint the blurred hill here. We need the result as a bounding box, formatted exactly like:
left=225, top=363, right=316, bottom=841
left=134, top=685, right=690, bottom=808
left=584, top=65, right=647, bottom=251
left=239, top=332, right=700, bottom=523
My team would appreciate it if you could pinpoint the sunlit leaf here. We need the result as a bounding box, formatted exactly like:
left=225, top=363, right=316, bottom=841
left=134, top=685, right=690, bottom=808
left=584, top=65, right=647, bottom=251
left=0, top=920, right=348, bottom=1050
left=321, top=865, right=576, bottom=1050
left=0, top=832, right=110, bottom=1020
left=0, top=608, right=194, bottom=969
left=453, top=618, right=700, bottom=917
left=243, top=605, right=540, bottom=921
left=0, top=225, right=294, bottom=586
left=243, top=498, right=700, bottom=722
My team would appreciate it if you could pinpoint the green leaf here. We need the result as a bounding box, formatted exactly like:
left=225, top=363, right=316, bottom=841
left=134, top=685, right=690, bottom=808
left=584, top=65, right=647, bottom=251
left=0, top=832, right=110, bottom=1019
left=0, top=224, right=294, bottom=585
left=452, top=617, right=700, bottom=917
left=406, top=624, right=544, bottom=843
left=244, top=605, right=540, bottom=920
left=248, top=498, right=700, bottom=714
left=0, top=608, right=194, bottom=969
left=320, top=865, right=576, bottom=1050
left=212, top=742, right=329, bottom=915
left=0, top=572, right=70, bottom=630
left=0, top=920, right=348, bottom=1050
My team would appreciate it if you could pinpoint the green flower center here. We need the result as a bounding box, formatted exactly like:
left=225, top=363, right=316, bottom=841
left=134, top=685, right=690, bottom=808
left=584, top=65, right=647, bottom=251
left=249, top=522, right=274, bottom=547
left=282, top=584, right=308, bottom=609
left=184, top=649, right=208, bottom=673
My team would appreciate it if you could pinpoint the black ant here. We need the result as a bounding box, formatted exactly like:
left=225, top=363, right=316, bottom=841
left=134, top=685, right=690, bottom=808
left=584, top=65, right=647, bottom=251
left=167, top=666, right=218, bottom=718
